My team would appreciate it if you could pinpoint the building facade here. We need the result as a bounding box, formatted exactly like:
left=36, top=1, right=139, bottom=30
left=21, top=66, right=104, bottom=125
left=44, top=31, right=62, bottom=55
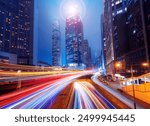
left=17, top=0, right=34, bottom=65
left=125, top=0, right=149, bottom=76
left=0, top=0, right=34, bottom=65
left=143, top=0, right=150, bottom=73
left=82, top=39, right=92, bottom=68
left=65, top=15, right=84, bottom=69
left=52, top=21, right=61, bottom=66
left=88, top=47, right=92, bottom=68
left=0, top=0, right=18, bottom=53
left=103, top=0, right=115, bottom=75
left=101, top=14, right=106, bottom=73
left=103, top=0, right=150, bottom=76
left=112, top=0, right=128, bottom=75
left=144, top=0, right=150, bottom=61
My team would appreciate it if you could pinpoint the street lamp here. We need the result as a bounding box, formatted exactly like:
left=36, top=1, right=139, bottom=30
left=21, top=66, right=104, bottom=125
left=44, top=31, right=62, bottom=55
left=142, top=63, right=149, bottom=67
left=130, top=62, right=149, bottom=109
left=115, top=62, right=122, bottom=76
left=115, top=62, right=149, bottom=109
left=115, top=62, right=122, bottom=68
left=142, top=62, right=150, bottom=74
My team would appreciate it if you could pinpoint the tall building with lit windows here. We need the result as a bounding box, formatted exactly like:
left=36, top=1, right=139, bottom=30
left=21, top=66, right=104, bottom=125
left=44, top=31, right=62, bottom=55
left=103, top=0, right=115, bottom=75
left=101, top=14, right=106, bottom=73
left=65, top=15, right=84, bottom=69
left=17, top=0, right=34, bottom=65
left=82, top=39, right=92, bottom=68
left=125, top=0, right=150, bottom=75
left=103, top=0, right=128, bottom=75
left=52, top=21, right=61, bottom=66
left=103, top=0, right=150, bottom=76
left=0, top=0, right=19, bottom=63
left=0, top=0, right=34, bottom=65
left=112, top=0, right=128, bottom=75
left=144, top=0, right=150, bottom=61
left=0, top=0, right=18, bottom=52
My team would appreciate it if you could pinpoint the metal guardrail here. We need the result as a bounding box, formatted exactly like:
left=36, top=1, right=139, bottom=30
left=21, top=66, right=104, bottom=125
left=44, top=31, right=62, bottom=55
left=122, top=83, right=150, bottom=93
left=120, top=72, right=150, bottom=85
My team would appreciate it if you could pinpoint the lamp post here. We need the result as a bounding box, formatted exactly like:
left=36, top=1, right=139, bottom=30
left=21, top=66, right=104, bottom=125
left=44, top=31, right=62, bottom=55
left=115, top=62, right=149, bottom=109
left=130, top=62, right=149, bottom=109
left=130, top=65, right=136, bottom=109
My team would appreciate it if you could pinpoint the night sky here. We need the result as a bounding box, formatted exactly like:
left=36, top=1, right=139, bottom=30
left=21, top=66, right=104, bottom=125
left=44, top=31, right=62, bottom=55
left=34, top=0, right=103, bottom=66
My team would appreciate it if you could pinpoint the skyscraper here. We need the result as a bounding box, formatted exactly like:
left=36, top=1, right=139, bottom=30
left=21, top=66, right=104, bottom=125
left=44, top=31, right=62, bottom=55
left=112, top=0, right=128, bottom=75
left=0, top=0, right=18, bottom=52
left=101, top=14, right=106, bottom=73
left=94, top=55, right=102, bottom=69
left=103, top=0, right=150, bottom=76
left=103, top=0, right=129, bottom=75
left=103, top=0, right=115, bottom=75
left=88, top=47, right=92, bottom=68
left=0, top=0, right=34, bottom=65
left=33, top=0, right=38, bottom=66
left=65, top=15, right=84, bottom=69
left=52, top=21, right=61, bottom=66
left=144, top=0, right=150, bottom=61
left=125, top=0, right=150, bottom=75
left=82, top=39, right=91, bottom=68
left=17, top=0, right=34, bottom=65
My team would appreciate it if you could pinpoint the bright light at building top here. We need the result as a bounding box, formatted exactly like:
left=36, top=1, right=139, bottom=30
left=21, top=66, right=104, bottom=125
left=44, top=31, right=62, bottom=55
left=67, top=3, right=79, bottom=17
left=60, top=0, right=86, bottom=20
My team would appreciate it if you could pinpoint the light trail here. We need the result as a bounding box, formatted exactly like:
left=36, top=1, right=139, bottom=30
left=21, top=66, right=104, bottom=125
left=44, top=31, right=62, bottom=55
left=0, top=74, right=89, bottom=109
left=0, top=79, right=58, bottom=107
left=73, top=81, right=115, bottom=109
left=0, top=72, right=119, bottom=109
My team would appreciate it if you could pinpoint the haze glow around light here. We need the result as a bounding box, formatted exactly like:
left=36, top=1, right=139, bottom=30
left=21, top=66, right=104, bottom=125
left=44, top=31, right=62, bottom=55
left=67, top=3, right=79, bottom=17
left=60, top=0, right=86, bottom=20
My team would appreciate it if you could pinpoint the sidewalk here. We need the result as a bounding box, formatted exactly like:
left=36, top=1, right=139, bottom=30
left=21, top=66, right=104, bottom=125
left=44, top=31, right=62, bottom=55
left=96, top=75, right=150, bottom=108
left=122, top=84, right=150, bottom=107
left=92, top=75, right=146, bottom=109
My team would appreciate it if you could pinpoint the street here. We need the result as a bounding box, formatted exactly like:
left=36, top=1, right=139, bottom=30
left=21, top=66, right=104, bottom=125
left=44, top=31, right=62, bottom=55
left=1, top=70, right=147, bottom=109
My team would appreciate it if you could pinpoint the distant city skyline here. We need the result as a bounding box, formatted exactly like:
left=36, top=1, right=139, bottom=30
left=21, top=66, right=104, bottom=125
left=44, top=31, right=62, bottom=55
left=35, top=0, right=103, bottom=66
